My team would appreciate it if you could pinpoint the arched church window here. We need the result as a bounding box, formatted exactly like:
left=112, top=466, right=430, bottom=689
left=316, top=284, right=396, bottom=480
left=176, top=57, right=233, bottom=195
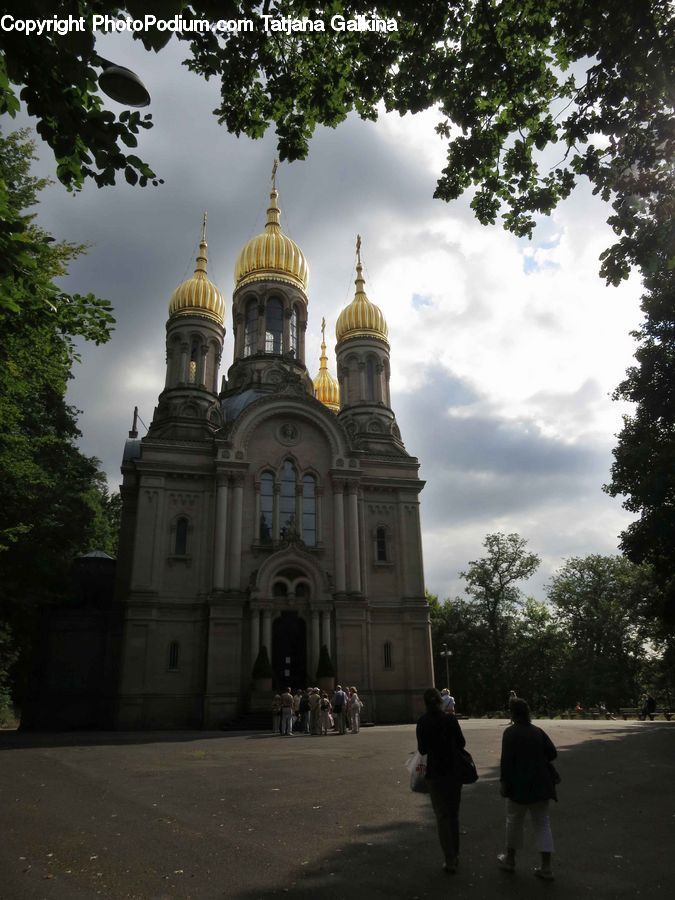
left=279, top=461, right=297, bottom=537
left=259, top=472, right=273, bottom=542
left=366, top=356, right=377, bottom=401
left=265, top=298, right=283, bottom=354
left=289, top=306, right=298, bottom=356
left=273, top=581, right=288, bottom=598
left=188, top=340, right=199, bottom=384
left=175, top=517, right=189, bottom=555
left=302, top=474, right=316, bottom=546
left=376, top=526, right=387, bottom=562
left=244, top=299, right=258, bottom=357
left=384, top=641, right=393, bottom=670
left=168, top=641, right=180, bottom=671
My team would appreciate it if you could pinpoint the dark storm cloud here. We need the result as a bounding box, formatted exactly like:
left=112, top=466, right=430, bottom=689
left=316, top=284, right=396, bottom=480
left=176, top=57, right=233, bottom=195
left=396, top=365, right=612, bottom=528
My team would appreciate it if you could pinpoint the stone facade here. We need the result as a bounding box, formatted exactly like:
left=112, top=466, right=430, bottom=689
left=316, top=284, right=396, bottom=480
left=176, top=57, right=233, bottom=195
left=114, top=195, right=433, bottom=728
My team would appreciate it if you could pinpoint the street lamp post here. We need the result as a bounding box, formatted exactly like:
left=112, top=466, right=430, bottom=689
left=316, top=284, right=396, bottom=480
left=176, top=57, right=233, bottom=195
left=440, top=643, right=452, bottom=689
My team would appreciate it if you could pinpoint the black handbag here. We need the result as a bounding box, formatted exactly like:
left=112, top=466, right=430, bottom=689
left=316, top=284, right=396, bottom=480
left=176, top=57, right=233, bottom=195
left=455, top=746, right=479, bottom=784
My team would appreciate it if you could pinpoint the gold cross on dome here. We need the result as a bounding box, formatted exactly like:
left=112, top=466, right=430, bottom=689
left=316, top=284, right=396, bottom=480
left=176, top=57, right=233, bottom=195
left=356, top=234, right=362, bottom=265
left=201, top=210, right=207, bottom=242
left=272, top=158, right=279, bottom=190
left=321, top=316, right=326, bottom=340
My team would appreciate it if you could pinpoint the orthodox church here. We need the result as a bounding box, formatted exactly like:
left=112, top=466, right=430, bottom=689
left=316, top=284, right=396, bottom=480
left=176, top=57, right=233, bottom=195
left=113, top=179, right=433, bottom=728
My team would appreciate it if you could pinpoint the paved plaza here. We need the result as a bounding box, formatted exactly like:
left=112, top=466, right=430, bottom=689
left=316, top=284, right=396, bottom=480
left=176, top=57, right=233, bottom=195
left=1, top=719, right=673, bottom=899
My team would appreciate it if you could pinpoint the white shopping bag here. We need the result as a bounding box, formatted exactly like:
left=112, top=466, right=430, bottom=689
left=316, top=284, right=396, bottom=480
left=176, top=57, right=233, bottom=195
left=405, top=751, right=429, bottom=793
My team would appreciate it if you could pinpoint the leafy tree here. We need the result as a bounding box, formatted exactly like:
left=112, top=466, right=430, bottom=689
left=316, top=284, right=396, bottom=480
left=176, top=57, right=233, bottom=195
left=547, top=555, right=652, bottom=709
left=0, top=129, right=115, bottom=707
left=503, top=598, right=567, bottom=712
left=460, top=532, right=540, bottom=709
left=1, top=3, right=669, bottom=271
left=605, top=270, right=675, bottom=630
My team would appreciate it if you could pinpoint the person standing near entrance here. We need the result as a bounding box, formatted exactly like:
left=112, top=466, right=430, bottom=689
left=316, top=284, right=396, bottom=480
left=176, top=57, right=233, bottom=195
left=271, top=695, right=281, bottom=735
left=280, top=687, right=294, bottom=736
left=308, top=687, right=321, bottom=735
left=349, top=687, right=363, bottom=733
left=333, top=684, right=347, bottom=734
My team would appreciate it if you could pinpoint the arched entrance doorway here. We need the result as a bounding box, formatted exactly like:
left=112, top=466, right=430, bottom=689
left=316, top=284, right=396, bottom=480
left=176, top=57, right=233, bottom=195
left=272, top=612, right=307, bottom=689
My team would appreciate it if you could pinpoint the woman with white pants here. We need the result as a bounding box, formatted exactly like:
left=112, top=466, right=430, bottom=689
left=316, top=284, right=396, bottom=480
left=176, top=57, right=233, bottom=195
left=498, top=698, right=558, bottom=881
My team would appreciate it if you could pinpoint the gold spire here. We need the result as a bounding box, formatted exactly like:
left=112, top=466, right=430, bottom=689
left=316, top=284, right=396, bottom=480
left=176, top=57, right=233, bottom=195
left=335, top=236, right=389, bottom=343
left=169, top=214, right=225, bottom=325
left=313, top=316, right=340, bottom=412
left=234, top=166, right=309, bottom=292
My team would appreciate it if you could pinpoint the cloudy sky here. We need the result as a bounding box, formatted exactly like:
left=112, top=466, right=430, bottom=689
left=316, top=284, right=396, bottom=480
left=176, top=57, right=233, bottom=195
left=18, top=30, right=642, bottom=601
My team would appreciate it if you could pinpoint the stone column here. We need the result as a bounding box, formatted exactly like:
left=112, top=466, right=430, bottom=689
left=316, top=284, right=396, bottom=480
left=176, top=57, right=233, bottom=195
left=272, top=483, right=281, bottom=542
left=250, top=609, right=260, bottom=667
left=212, top=475, right=229, bottom=590
left=316, top=486, right=323, bottom=545
left=347, top=481, right=361, bottom=593
left=179, top=341, right=189, bottom=383
left=229, top=474, right=244, bottom=590
left=321, top=610, right=332, bottom=652
left=262, top=610, right=272, bottom=655
left=257, top=302, right=265, bottom=353
left=165, top=347, right=173, bottom=388
left=212, top=349, right=221, bottom=394
left=333, top=479, right=346, bottom=593
left=283, top=306, right=291, bottom=355
left=295, top=483, right=303, bottom=538
left=311, top=609, right=320, bottom=675
left=198, top=344, right=208, bottom=386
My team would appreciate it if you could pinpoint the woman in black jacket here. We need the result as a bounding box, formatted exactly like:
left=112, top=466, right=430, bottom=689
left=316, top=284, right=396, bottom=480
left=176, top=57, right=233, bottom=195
left=416, top=687, right=467, bottom=873
left=498, top=698, right=558, bottom=880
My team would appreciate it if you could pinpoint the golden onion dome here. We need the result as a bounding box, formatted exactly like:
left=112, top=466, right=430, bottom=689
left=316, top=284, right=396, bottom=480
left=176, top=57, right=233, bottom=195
left=313, top=317, right=340, bottom=413
left=335, top=237, right=388, bottom=344
left=234, top=188, right=309, bottom=292
left=169, top=217, right=225, bottom=325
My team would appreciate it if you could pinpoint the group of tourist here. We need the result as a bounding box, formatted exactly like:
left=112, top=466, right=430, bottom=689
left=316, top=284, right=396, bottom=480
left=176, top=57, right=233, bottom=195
left=271, top=685, right=364, bottom=736
left=417, top=687, right=558, bottom=881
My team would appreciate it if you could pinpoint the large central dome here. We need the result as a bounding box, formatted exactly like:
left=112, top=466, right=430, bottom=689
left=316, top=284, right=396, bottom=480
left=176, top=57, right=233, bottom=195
left=234, top=189, right=309, bottom=292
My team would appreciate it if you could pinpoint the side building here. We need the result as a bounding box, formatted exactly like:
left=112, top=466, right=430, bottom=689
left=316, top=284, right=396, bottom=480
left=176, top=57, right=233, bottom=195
left=114, top=185, right=433, bottom=728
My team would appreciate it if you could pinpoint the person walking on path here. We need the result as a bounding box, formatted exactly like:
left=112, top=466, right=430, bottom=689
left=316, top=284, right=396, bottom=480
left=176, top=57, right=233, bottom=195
left=416, top=687, right=468, bottom=874
left=441, top=688, right=455, bottom=714
left=497, top=698, right=558, bottom=881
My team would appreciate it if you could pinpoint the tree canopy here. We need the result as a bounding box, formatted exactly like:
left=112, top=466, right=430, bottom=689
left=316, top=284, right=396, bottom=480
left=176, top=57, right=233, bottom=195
left=429, top=539, right=670, bottom=714
left=0, top=129, right=117, bottom=710
left=1, top=2, right=671, bottom=276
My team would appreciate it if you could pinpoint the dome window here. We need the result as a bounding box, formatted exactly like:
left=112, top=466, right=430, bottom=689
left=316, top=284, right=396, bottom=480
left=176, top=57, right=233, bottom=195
left=244, top=299, right=258, bottom=357
left=265, top=298, right=283, bottom=354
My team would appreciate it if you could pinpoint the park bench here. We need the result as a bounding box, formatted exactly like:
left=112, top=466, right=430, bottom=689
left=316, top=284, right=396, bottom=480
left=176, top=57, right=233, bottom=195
left=619, top=707, right=672, bottom=720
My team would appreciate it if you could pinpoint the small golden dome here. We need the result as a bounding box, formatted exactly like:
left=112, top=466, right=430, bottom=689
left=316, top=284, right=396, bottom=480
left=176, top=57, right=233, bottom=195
left=169, top=217, right=225, bottom=325
left=235, top=189, right=309, bottom=292
left=314, top=317, right=340, bottom=413
left=335, top=237, right=388, bottom=344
